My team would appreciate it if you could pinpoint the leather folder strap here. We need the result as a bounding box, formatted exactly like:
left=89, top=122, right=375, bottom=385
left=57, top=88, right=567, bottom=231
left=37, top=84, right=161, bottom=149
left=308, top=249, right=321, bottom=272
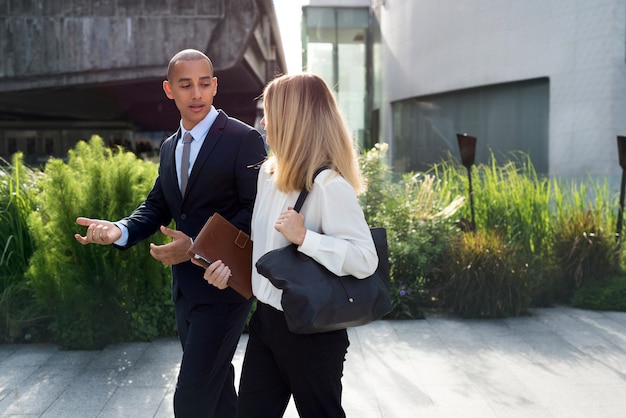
left=235, top=230, right=249, bottom=249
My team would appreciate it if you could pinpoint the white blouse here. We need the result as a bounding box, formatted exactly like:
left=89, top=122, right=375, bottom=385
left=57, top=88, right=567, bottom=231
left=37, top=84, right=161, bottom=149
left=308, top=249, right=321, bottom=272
left=251, top=163, right=378, bottom=310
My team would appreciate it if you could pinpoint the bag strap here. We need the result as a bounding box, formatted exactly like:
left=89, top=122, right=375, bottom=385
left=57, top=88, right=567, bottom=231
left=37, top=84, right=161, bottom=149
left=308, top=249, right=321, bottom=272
left=293, top=166, right=329, bottom=213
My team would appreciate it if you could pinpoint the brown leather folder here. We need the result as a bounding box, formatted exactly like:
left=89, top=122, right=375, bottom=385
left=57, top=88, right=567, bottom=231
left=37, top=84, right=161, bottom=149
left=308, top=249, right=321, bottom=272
left=187, top=213, right=253, bottom=299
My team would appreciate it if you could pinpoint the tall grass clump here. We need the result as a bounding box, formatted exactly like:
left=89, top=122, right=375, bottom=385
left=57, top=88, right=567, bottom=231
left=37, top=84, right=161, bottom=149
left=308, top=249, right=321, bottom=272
left=0, top=153, right=44, bottom=342
left=438, top=230, right=533, bottom=318
left=432, top=151, right=626, bottom=311
left=360, top=144, right=464, bottom=318
left=431, top=152, right=552, bottom=314
left=435, top=152, right=552, bottom=258
left=547, top=177, right=621, bottom=301
left=27, top=136, right=175, bottom=349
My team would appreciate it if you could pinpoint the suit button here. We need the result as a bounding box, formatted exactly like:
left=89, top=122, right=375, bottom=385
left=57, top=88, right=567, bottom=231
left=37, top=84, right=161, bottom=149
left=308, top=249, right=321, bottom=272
left=181, top=214, right=187, bottom=220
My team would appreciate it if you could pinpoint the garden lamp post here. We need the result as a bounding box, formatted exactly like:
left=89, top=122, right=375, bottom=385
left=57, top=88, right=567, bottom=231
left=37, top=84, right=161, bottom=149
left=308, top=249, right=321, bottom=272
left=457, top=133, right=477, bottom=232
left=616, top=136, right=626, bottom=243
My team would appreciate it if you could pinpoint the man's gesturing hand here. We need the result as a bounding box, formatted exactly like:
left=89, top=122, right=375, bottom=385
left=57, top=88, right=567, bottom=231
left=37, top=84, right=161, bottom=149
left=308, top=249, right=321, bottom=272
left=74, top=217, right=122, bottom=245
left=149, top=225, right=193, bottom=266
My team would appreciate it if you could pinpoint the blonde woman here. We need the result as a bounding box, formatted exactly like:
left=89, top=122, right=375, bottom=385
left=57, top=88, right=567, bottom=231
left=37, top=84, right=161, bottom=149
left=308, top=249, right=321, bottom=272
left=204, top=73, right=377, bottom=417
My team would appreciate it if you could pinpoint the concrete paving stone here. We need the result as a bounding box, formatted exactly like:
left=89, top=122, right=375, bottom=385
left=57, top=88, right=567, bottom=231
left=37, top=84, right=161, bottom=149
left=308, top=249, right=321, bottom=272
left=0, top=305, right=625, bottom=417
left=465, top=318, right=516, bottom=337
left=502, top=312, right=550, bottom=333
left=121, top=363, right=178, bottom=389
left=352, top=350, right=431, bottom=414
left=487, top=406, right=553, bottom=418
left=0, top=345, right=19, bottom=360
left=98, top=387, right=169, bottom=418
left=45, top=349, right=98, bottom=368
left=73, top=364, right=132, bottom=388
left=0, top=365, right=77, bottom=416
left=341, top=354, right=379, bottom=411
left=0, top=345, right=58, bottom=368
left=0, top=366, right=39, bottom=402
left=152, top=390, right=174, bottom=418
left=477, top=335, right=535, bottom=360
left=427, top=317, right=491, bottom=349
left=408, top=354, right=465, bottom=386
left=578, top=316, right=626, bottom=349
left=446, top=356, right=535, bottom=405
left=577, top=345, right=626, bottom=376
left=434, top=404, right=498, bottom=418
left=40, top=380, right=117, bottom=418
left=87, top=342, right=150, bottom=371
left=519, top=331, right=585, bottom=361
left=132, top=338, right=180, bottom=364
left=391, top=325, right=447, bottom=351
left=603, top=310, right=626, bottom=322
left=338, top=408, right=385, bottom=418
left=536, top=309, right=590, bottom=331
left=121, top=343, right=179, bottom=390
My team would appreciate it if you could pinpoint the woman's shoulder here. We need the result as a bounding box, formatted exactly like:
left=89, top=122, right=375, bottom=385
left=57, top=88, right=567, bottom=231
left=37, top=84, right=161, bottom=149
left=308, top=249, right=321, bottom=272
left=315, top=168, right=344, bottom=182
left=314, top=169, right=353, bottom=194
left=258, top=161, right=276, bottom=185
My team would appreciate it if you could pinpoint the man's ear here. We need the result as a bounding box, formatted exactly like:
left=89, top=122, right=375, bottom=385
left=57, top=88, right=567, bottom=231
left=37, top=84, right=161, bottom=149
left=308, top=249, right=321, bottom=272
left=163, top=80, right=174, bottom=99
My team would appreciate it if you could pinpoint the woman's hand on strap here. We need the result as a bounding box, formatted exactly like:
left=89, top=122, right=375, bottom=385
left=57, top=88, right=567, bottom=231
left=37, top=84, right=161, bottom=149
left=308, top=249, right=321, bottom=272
left=274, top=207, right=307, bottom=246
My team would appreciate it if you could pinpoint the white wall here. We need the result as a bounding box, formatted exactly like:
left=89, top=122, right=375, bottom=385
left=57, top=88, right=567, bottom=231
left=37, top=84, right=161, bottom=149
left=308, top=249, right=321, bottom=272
left=379, top=0, right=626, bottom=176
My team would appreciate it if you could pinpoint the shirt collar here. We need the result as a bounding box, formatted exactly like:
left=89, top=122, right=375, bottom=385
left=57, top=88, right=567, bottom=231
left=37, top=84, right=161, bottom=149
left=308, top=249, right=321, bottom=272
left=179, top=106, right=218, bottom=142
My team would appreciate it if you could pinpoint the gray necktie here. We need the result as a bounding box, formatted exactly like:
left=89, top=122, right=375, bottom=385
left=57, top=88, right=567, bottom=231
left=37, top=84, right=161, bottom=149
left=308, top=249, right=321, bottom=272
left=180, top=132, right=193, bottom=197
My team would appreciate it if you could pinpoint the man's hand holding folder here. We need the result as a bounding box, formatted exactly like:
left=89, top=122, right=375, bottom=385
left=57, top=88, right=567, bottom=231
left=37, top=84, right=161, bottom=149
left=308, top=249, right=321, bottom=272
left=188, top=213, right=253, bottom=299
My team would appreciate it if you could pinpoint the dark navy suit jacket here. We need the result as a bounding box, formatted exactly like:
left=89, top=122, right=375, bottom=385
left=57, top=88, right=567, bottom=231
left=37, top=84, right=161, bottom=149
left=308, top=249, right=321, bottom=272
left=116, top=110, right=266, bottom=304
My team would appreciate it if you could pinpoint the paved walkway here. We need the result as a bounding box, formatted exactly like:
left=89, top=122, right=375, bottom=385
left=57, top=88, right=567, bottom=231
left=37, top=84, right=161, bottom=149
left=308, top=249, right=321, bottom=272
left=1, top=305, right=625, bottom=417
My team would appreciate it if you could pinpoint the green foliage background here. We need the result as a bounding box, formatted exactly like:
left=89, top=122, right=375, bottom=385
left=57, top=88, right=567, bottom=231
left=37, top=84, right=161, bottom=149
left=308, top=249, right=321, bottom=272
left=0, top=153, right=42, bottom=342
left=360, top=145, right=625, bottom=319
left=359, top=144, right=462, bottom=319
left=2, top=139, right=625, bottom=349
left=26, top=137, right=175, bottom=349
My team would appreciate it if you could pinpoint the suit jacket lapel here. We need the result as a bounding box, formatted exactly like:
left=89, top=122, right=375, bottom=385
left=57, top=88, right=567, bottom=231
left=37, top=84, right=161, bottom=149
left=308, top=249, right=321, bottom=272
left=185, top=111, right=227, bottom=197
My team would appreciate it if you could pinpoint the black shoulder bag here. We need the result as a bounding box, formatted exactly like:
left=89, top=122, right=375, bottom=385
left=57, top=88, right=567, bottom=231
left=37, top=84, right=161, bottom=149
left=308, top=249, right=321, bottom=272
left=255, top=168, right=391, bottom=334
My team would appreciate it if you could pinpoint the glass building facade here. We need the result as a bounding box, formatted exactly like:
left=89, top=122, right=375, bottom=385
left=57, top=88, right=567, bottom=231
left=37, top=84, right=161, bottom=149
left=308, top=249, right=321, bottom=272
left=392, top=78, right=549, bottom=173
left=300, top=1, right=620, bottom=177
left=303, top=5, right=370, bottom=149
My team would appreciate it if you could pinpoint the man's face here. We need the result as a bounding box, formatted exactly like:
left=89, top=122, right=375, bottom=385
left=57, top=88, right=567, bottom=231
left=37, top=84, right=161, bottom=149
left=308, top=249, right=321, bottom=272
left=163, top=59, right=218, bottom=130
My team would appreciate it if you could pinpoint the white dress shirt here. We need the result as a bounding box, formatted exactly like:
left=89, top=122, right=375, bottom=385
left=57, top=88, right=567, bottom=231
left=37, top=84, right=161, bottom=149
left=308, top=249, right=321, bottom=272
left=251, top=162, right=378, bottom=310
left=175, top=107, right=218, bottom=191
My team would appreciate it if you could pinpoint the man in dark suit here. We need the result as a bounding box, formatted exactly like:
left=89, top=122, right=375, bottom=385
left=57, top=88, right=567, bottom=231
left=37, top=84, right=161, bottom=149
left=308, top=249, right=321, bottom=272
left=75, top=49, right=267, bottom=417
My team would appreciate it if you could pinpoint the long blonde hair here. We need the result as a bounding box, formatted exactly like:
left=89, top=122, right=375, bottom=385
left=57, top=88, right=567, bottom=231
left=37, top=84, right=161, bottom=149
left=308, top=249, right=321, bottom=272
left=262, top=73, right=365, bottom=194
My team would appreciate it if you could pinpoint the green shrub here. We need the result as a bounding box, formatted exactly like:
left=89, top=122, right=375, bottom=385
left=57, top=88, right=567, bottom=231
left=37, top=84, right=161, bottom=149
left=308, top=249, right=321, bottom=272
left=388, top=276, right=425, bottom=319
left=571, top=275, right=626, bottom=311
left=0, top=154, right=38, bottom=276
left=549, top=208, right=620, bottom=301
left=360, top=144, right=463, bottom=319
left=359, top=143, right=391, bottom=223
left=0, top=153, right=44, bottom=342
left=361, top=147, right=626, bottom=317
left=27, top=136, right=175, bottom=349
left=6, top=137, right=622, bottom=342
left=437, top=230, right=535, bottom=318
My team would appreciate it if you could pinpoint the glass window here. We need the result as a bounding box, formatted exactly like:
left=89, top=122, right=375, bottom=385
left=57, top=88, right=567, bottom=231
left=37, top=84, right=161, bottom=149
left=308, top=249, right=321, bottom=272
left=392, top=78, right=549, bottom=174
left=304, top=6, right=369, bottom=147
